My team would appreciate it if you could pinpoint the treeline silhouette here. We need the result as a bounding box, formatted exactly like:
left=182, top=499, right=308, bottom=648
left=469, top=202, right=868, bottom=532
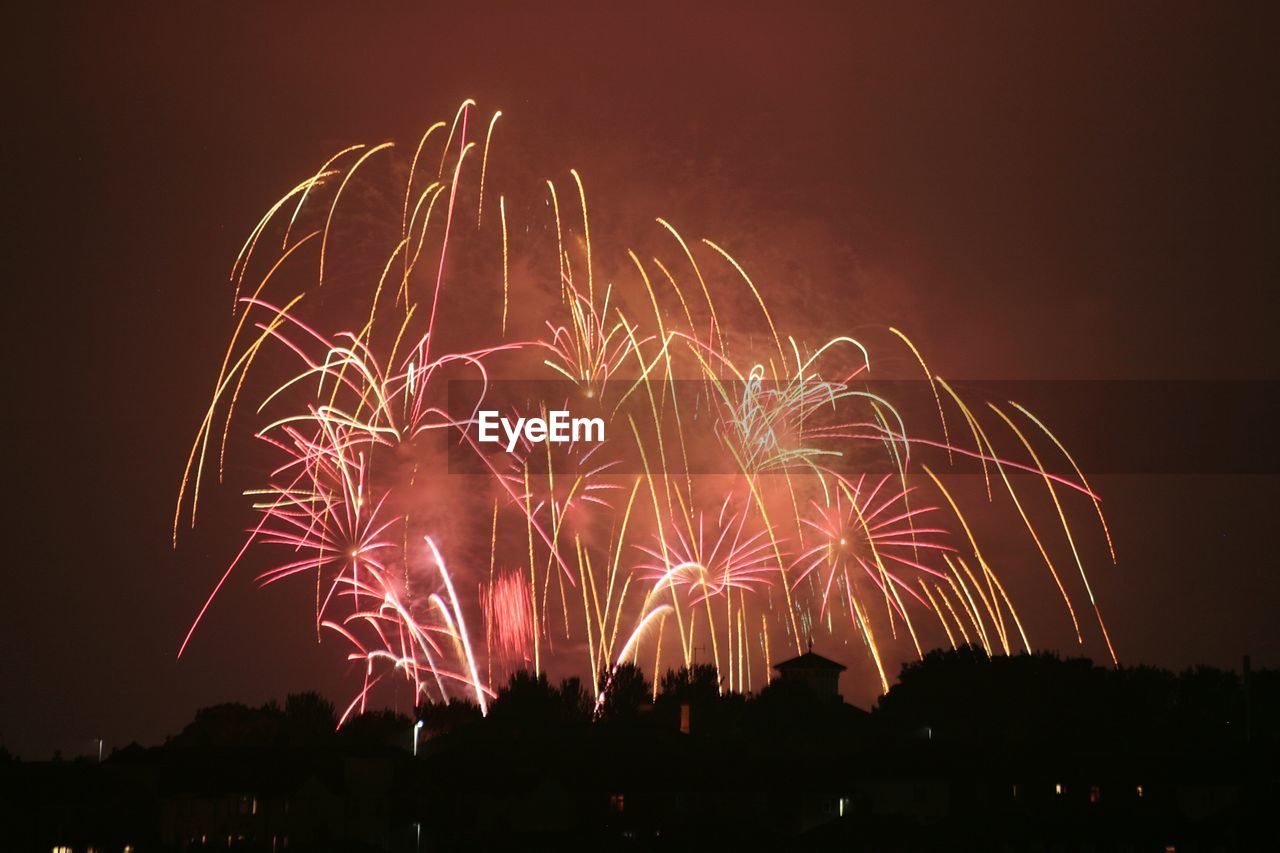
left=2, top=648, right=1275, bottom=851
left=41, top=650, right=1267, bottom=759
left=411, top=650, right=1278, bottom=748
left=878, top=648, right=1274, bottom=748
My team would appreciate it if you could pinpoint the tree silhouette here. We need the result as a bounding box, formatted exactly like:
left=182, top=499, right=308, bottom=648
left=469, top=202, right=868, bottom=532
left=488, top=670, right=573, bottom=730
left=658, top=664, right=721, bottom=704
left=556, top=676, right=592, bottom=724
left=284, top=691, right=338, bottom=743
left=170, top=702, right=281, bottom=749
left=596, top=663, right=651, bottom=722
left=416, top=697, right=483, bottom=738
left=337, top=708, right=411, bottom=749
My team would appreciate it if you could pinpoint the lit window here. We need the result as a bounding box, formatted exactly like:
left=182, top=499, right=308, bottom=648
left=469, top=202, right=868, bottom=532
left=1089, top=785, right=1100, bottom=804
left=1054, top=783, right=1064, bottom=795
left=1136, top=784, right=1144, bottom=798
left=609, top=793, right=625, bottom=813
left=52, top=847, right=72, bottom=853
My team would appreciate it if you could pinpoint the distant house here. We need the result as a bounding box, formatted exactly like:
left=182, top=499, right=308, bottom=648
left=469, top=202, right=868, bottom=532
left=158, top=752, right=400, bottom=851
left=772, top=650, right=847, bottom=700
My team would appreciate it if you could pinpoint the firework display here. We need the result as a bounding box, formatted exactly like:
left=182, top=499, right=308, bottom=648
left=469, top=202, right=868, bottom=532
left=174, top=102, right=1117, bottom=722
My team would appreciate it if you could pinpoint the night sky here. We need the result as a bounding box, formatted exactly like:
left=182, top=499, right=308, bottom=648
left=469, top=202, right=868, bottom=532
left=7, top=2, right=1277, bottom=759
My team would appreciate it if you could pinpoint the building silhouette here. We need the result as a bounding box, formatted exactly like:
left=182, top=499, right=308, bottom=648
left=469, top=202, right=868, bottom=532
left=772, top=648, right=847, bottom=700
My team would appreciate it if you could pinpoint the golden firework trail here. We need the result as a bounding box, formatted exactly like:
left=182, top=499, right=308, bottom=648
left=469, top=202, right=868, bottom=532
left=175, top=102, right=1119, bottom=719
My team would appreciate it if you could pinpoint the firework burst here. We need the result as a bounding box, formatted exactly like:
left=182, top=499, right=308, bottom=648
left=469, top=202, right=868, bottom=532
left=176, top=102, right=1118, bottom=720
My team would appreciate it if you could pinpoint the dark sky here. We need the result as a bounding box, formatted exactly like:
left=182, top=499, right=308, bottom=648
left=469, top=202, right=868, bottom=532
left=7, top=2, right=1277, bottom=758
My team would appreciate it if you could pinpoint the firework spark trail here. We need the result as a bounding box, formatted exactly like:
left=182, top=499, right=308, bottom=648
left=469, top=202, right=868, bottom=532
left=175, top=102, right=1119, bottom=721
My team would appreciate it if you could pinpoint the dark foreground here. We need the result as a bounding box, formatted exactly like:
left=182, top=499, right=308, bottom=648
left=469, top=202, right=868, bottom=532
left=3, top=649, right=1276, bottom=851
